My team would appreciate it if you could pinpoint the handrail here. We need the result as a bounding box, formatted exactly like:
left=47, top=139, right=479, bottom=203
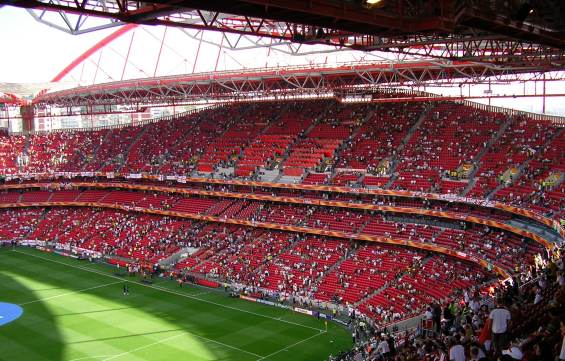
left=3, top=173, right=563, bottom=241
left=0, top=181, right=555, bottom=250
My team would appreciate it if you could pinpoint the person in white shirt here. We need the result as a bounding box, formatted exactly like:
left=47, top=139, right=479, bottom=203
left=489, top=300, right=511, bottom=354
left=469, top=298, right=480, bottom=314
left=501, top=346, right=523, bottom=360
left=376, top=335, right=390, bottom=360
left=449, top=335, right=466, bottom=361
left=423, top=307, right=434, bottom=336
left=538, top=275, right=547, bottom=289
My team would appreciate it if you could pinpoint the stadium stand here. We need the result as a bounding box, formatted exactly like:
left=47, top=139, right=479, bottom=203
left=0, top=98, right=562, bottom=358
left=0, top=183, right=554, bottom=307
left=0, top=101, right=559, bottom=206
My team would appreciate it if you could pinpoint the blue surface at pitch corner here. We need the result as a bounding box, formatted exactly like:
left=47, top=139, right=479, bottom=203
left=0, top=302, right=23, bottom=326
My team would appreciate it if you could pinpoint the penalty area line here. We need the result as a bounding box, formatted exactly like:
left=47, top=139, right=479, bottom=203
left=19, top=281, right=122, bottom=306
left=99, top=329, right=263, bottom=361
left=100, top=332, right=185, bottom=361
left=256, top=331, right=327, bottom=360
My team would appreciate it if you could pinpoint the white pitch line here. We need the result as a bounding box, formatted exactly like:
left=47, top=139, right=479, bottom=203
left=256, top=331, right=327, bottom=361
left=101, top=333, right=185, bottom=361
left=99, top=328, right=263, bottom=360
left=190, top=290, right=210, bottom=297
left=19, top=281, right=122, bottom=306
left=69, top=355, right=117, bottom=361
left=13, top=250, right=323, bottom=332
left=187, top=330, right=262, bottom=358
left=149, top=283, right=323, bottom=332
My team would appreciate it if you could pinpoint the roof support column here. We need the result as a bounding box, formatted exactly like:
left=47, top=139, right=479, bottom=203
left=20, top=105, right=35, bottom=133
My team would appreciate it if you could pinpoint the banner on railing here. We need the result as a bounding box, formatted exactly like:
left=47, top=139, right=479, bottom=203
left=294, top=307, right=313, bottom=316
left=72, top=247, right=103, bottom=258
left=1, top=239, right=46, bottom=247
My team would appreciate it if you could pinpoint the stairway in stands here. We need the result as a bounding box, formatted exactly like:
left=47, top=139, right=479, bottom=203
left=327, top=105, right=377, bottom=183
left=20, top=135, right=31, bottom=173
left=248, top=234, right=301, bottom=277
left=275, top=101, right=335, bottom=183
left=384, top=105, right=432, bottom=189
left=486, top=127, right=564, bottom=199
left=353, top=254, right=434, bottom=308
left=312, top=243, right=358, bottom=286
left=82, top=129, right=112, bottom=171
left=461, top=115, right=516, bottom=196
left=118, top=126, right=151, bottom=172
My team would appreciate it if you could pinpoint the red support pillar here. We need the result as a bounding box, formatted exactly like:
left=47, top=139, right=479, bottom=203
left=20, top=105, right=35, bottom=133
left=488, top=80, right=491, bottom=106
left=542, top=74, right=546, bottom=114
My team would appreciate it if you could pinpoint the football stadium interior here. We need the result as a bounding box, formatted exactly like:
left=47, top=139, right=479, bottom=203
left=0, top=0, right=564, bottom=360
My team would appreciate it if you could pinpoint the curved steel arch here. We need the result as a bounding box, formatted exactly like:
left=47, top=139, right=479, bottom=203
left=51, top=23, right=138, bottom=82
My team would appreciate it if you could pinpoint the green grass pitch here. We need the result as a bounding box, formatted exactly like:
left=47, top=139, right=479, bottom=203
left=0, top=247, right=352, bottom=361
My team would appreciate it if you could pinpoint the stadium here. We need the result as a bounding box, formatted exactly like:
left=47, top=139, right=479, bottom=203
left=0, top=1, right=564, bottom=361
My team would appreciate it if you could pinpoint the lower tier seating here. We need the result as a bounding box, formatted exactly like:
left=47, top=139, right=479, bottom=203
left=0, top=204, right=531, bottom=327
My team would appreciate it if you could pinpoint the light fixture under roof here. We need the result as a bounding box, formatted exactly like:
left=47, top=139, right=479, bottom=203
left=365, top=0, right=385, bottom=7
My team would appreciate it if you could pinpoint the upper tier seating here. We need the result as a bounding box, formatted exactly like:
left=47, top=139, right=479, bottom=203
left=336, top=103, right=424, bottom=171
left=0, top=134, right=25, bottom=174
left=467, top=117, right=559, bottom=198
left=492, top=129, right=564, bottom=218
left=197, top=104, right=276, bottom=173
left=392, top=103, right=505, bottom=192
left=0, top=99, right=561, bottom=222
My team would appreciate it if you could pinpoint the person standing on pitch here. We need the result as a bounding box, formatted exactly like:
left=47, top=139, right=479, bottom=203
left=123, top=283, right=129, bottom=296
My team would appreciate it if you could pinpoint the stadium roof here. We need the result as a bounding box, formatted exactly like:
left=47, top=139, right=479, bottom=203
left=0, top=1, right=564, bottom=115
left=3, top=0, right=564, bottom=70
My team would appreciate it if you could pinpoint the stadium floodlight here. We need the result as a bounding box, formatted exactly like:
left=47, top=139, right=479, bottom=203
left=365, top=0, right=385, bottom=7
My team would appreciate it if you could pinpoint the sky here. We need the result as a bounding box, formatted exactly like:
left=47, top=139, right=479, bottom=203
left=0, top=6, right=563, bottom=116
left=0, top=7, right=385, bottom=84
left=0, top=7, right=116, bottom=84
